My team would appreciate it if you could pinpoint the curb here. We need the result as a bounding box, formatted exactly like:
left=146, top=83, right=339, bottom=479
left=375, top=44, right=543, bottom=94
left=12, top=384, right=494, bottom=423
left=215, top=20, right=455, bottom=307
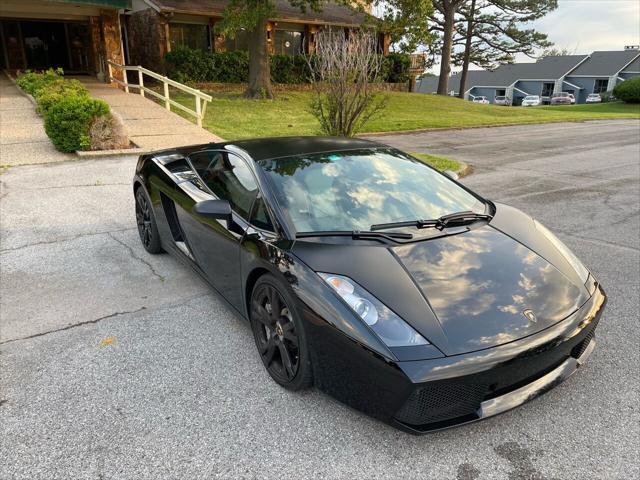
left=76, top=146, right=146, bottom=157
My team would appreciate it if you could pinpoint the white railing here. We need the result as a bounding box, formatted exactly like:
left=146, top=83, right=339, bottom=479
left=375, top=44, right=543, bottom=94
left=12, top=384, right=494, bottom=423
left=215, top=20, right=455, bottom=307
left=106, top=61, right=212, bottom=127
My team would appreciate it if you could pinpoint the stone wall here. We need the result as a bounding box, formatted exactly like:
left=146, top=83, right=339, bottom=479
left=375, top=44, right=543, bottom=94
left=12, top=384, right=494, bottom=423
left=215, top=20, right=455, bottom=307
left=127, top=9, right=168, bottom=73
left=100, top=9, right=125, bottom=81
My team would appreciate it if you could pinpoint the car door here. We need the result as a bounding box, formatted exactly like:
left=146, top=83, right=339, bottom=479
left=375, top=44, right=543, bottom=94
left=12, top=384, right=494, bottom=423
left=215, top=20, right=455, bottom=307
left=174, top=149, right=260, bottom=310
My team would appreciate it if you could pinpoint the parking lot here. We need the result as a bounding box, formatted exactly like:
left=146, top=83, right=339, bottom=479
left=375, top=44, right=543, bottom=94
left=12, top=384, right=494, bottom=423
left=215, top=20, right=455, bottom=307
left=1, top=120, right=639, bottom=479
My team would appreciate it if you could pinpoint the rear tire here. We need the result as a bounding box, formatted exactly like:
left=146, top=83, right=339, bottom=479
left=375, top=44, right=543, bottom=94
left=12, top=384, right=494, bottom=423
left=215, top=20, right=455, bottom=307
left=250, top=274, right=313, bottom=391
left=135, top=187, right=163, bottom=254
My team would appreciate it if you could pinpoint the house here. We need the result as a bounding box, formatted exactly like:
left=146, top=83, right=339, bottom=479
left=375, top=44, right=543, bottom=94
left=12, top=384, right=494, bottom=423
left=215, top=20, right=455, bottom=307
left=0, top=0, right=128, bottom=78
left=416, top=48, right=640, bottom=105
left=0, top=0, right=386, bottom=78
left=123, top=0, right=388, bottom=72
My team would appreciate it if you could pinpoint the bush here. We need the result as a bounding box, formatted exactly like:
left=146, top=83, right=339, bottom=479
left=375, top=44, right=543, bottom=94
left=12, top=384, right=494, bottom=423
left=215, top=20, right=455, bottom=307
left=214, top=51, right=250, bottom=83
left=381, top=53, right=411, bottom=83
left=34, top=79, right=89, bottom=115
left=15, top=68, right=63, bottom=96
left=271, top=55, right=312, bottom=83
left=43, top=96, right=110, bottom=152
left=166, top=47, right=411, bottom=85
left=166, top=48, right=249, bottom=83
left=613, top=77, right=640, bottom=103
left=165, top=47, right=216, bottom=83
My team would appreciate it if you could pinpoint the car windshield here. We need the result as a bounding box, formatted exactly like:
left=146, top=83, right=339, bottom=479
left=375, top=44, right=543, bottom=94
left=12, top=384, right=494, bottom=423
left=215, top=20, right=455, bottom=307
left=524, top=96, right=538, bottom=100
left=496, top=96, right=505, bottom=100
left=553, top=93, right=569, bottom=98
left=258, top=149, right=486, bottom=233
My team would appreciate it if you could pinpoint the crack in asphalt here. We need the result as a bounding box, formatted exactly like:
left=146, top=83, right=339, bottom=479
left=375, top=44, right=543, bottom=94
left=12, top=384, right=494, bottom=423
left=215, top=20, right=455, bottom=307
left=0, top=307, right=148, bottom=346
left=107, top=232, right=166, bottom=282
left=0, top=228, right=136, bottom=253
left=0, top=293, right=213, bottom=346
left=18, top=182, right=131, bottom=191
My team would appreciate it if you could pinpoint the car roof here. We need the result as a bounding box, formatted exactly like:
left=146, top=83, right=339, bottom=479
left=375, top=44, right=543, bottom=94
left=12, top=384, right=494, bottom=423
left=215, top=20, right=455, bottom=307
left=221, top=136, right=385, bottom=162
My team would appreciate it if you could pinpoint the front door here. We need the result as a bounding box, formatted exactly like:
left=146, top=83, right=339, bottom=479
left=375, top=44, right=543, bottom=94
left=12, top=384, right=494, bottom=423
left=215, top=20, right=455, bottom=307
left=20, top=21, right=69, bottom=70
left=176, top=150, right=260, bottom=310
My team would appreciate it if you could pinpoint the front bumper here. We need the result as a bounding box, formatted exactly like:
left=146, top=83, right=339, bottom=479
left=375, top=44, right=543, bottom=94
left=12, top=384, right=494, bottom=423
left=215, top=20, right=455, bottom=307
left=307, top=285, right=606, bottom=434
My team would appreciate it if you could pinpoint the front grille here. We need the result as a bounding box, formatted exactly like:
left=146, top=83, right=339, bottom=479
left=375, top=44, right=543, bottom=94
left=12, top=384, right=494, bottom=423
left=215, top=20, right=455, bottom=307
left=395, top=318, right=601, bottom=430
left=571, top=329, right=595, bottom=359
left=394, top=382, right=487, bottom=426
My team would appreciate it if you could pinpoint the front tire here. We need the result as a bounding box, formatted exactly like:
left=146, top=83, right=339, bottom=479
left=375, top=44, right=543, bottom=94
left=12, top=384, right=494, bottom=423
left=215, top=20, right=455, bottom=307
left=250, top=274, right=313, bottom=391
left=135, top=187, right=163, bottom=254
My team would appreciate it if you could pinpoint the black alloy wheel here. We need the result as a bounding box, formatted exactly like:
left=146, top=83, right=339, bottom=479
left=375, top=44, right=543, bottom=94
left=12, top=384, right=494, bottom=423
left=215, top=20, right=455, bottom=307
left=135, top=188, right=162, bottom=254
left=250, top=275, right=313, bottom=390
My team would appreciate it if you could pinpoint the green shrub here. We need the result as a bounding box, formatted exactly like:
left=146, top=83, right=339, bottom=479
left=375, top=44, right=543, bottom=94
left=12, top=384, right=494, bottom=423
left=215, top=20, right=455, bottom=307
left=166, top=47, right=411, bottom=84
left=43, top=96, right=109, bottom=152
left=34, top=79, right=89, bottom=115
left=271, top=55, right=312, bottom=83
left=381, top=53, right=411, bottom=83
left=165, top=47, right=216, bottom=82
left=214, top=51, right=250, bottom=83
left=15, top=68, right=63, bottom=95
left=613, top=77, right=640, bottom=103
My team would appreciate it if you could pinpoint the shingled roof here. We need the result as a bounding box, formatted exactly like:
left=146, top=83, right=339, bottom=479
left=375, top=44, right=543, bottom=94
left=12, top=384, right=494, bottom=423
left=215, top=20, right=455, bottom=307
left=417, top=55, right=589, bottom=93
left=148, top=0, right=368, bottom=26
left=568, top=50, right=640, bottom=76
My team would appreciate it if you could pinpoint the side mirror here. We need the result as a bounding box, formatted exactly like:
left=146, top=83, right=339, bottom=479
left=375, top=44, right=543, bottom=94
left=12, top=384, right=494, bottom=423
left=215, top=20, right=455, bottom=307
left=443, top=170, right=459, bottom=181
left=193, top=199, right=232, bottom=222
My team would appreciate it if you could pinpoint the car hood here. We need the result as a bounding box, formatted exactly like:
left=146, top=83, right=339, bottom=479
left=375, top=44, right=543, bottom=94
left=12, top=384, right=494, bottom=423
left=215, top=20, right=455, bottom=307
left=391, top=225, right=588, bottom=354
left=291, top=203, right=590, bottom=356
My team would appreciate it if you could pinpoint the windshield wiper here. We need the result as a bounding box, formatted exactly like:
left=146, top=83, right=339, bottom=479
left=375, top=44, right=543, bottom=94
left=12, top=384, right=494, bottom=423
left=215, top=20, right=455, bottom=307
left=371, top=211, right=492, bottom=232
left=296, top=230, right=413, bottom=241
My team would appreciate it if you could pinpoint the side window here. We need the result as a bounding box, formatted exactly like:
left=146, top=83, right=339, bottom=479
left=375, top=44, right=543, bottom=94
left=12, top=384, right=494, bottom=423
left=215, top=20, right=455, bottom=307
left=250, top=196, right=275, bottom=232
left=189, top=151, right=259, bottom=220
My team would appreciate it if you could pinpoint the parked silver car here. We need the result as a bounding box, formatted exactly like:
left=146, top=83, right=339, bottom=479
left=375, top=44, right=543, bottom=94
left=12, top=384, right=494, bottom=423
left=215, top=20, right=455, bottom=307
left=473, top=96, right=490, bottom=104
left=586, top=93, right=602, bottom=103
left=522, top=95, right=541, bottom=107
left=494, top=95, right=510, bottom=106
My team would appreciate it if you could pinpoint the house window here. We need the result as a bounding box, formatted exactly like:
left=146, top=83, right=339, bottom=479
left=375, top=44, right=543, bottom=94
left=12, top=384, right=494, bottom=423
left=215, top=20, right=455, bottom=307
left=274, top=24, right=304, bottom=55
left=496, top=89, right=506, bottom=96
left=225, top=29, right=249, bottom=52
left=593, top=79, right=608, bottom=93
left=169, top=23, right=210, bottom=51
left=541, top=82, right=554, bottom=97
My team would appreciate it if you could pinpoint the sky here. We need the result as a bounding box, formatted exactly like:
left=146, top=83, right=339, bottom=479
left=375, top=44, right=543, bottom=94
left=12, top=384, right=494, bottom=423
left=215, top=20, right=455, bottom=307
left=517, top=0, right=640, bottom=60
left=428, top=0, right=640, bottom=73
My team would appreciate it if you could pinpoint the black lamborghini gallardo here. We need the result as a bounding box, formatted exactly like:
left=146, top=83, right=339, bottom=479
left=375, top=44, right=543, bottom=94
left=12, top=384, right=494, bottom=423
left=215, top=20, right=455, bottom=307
left=133, top=136, right=606, bottom=433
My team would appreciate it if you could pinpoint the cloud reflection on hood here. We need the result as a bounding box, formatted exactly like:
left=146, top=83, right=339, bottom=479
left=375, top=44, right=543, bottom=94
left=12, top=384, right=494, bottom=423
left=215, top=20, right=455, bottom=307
left=394, top=227, right=588, bottom=353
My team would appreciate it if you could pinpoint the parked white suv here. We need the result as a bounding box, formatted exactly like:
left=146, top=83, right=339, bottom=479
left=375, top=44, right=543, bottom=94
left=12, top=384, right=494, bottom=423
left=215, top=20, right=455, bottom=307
left=472, top=96, right=490, bottom=104
left=522, top=95, right=541, bottom=107
left=586, top=93, right=602, bottom=103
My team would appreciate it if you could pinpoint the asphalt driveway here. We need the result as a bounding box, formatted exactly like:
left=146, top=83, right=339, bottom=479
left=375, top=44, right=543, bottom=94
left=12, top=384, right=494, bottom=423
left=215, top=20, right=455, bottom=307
left=1, top=120, right=639, bottom=479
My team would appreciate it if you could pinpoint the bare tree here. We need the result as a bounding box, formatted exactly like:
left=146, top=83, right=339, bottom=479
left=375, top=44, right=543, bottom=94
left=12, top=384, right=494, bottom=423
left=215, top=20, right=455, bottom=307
left=306, top=30, right=387, bottom=137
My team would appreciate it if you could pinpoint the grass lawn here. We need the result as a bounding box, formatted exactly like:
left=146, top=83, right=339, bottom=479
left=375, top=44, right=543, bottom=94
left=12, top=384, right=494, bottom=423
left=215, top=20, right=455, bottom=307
left=172, top=89, right=640, bottom=140
left=409, top=152, right=462, bottom=173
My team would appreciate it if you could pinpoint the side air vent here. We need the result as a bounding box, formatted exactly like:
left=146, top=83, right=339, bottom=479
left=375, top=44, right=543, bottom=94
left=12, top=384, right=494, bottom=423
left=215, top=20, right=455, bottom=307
left=160, top=192, right=185, bottom=242
left=160, top=192, right=194, bottom=260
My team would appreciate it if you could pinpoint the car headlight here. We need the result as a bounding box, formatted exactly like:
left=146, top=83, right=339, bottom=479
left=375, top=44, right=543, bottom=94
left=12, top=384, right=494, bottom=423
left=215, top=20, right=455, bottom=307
left=534, top=220, right=589, bottom=282
left=318, top=272, right=429, bottom=347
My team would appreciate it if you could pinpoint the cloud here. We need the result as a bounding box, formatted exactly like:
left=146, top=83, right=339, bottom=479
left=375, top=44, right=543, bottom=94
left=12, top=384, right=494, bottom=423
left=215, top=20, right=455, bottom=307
left=517, top=0, right=640, bottom=60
